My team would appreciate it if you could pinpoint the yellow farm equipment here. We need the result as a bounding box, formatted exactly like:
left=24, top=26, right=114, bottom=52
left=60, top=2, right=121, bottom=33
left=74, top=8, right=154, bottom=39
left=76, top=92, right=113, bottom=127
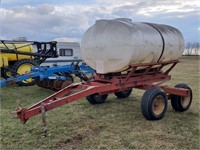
left=0, top=40, right=58, bottom=86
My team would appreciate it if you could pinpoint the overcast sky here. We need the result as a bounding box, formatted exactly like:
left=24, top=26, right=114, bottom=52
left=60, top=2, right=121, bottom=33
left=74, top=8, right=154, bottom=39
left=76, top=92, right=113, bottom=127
left=0, top=0, right=199, bottom=43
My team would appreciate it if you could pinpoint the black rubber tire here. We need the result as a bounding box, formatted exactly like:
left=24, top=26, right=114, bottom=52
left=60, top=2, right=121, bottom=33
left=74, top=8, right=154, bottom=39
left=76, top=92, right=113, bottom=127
left=1, top=68, right=10, bottom=79
left=114, top=89, right=132, bottom=98
left=12, top=59, right=37, bottom=86
left=171, top=83, right=192, bottom=112
left=141, top=88, right=167, bottom=120
left=86, top=93, right=108, bottom=105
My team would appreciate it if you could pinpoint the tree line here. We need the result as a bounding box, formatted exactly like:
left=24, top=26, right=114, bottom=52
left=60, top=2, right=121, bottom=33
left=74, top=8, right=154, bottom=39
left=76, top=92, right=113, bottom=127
left=184, top=42, right=200, bottom=55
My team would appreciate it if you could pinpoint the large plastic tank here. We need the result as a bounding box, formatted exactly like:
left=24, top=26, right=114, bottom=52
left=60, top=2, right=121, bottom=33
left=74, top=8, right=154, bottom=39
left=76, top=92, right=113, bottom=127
left=81, top=18, right=185, bottom=74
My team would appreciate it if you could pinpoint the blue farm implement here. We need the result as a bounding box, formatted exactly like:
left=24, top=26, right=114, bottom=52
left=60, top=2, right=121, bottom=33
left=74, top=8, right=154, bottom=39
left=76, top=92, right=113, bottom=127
left=1, top=63, right=94, bottom=91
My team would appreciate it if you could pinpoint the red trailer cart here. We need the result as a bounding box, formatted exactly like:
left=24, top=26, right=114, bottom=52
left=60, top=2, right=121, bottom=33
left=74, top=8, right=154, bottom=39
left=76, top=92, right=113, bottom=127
left=13, top=60, right=192, bottom=135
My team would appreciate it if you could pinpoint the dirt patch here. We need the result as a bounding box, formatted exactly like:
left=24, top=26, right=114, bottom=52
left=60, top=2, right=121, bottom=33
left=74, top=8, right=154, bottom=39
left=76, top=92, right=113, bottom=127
left=55, top=125, right=93, bottom=150
left=59, top=133, right=85, bottom=150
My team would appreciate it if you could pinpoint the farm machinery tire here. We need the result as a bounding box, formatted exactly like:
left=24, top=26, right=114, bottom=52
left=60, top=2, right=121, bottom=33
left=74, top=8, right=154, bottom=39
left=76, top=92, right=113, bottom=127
left=171, top=83, right=192, bottom=112
left=12, top=59, right=37, bottom=86
left=114, top=89, right=132, bottom=98
left=141, top=88, right=167, bottom=120
left=86, top=93, right=108, bottom=104
left=1, top=68, right=12, bottom=79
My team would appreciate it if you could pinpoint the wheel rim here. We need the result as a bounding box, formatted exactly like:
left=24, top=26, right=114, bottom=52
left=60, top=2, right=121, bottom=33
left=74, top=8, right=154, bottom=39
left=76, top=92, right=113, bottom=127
left=181, top=93, right=191, bottom=108
left=152, top=95, right=165, bottom=116
left=17, top=63, right=34, bottom=83
left=6, top=71, right=12, bottom=77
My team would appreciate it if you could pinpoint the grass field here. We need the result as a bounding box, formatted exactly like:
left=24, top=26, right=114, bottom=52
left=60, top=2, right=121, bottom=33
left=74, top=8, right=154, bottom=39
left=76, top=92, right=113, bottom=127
left=1, top=56, right=200, bottom=150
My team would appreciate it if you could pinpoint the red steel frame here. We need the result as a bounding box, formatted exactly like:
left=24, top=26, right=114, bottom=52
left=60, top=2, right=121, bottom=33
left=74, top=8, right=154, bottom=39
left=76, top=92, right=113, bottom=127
left=13, top=60, right=190, bottom=124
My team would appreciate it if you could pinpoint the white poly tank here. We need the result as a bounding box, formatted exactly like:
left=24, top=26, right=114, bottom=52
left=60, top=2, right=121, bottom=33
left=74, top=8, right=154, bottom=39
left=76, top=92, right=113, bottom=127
left=81, top=18, right=185, bottom=74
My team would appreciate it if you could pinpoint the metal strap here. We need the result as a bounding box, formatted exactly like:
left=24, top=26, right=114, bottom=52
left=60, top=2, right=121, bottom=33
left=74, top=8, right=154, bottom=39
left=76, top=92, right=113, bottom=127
left=143, top=23, right=165, bottom=62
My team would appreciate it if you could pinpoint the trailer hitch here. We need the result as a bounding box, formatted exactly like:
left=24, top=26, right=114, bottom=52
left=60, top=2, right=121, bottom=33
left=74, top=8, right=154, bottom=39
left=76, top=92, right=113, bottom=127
left=12, top=107, right=28, bottom=124
left=12, top=104, right=49, bottom=137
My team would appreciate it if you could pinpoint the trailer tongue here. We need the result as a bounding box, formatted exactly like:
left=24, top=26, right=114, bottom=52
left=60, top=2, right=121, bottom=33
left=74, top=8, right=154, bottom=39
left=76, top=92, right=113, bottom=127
left=13, top=60, right=192, bottom=127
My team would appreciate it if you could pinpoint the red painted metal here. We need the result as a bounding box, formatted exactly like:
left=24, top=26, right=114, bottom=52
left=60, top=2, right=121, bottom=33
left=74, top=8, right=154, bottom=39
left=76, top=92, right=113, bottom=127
left=13, top=60, right=190, bottom=124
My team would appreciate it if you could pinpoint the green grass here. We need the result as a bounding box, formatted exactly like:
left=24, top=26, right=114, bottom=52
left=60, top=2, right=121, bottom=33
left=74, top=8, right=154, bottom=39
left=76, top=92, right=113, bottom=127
left=1, top=56, right=200, bottom=150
